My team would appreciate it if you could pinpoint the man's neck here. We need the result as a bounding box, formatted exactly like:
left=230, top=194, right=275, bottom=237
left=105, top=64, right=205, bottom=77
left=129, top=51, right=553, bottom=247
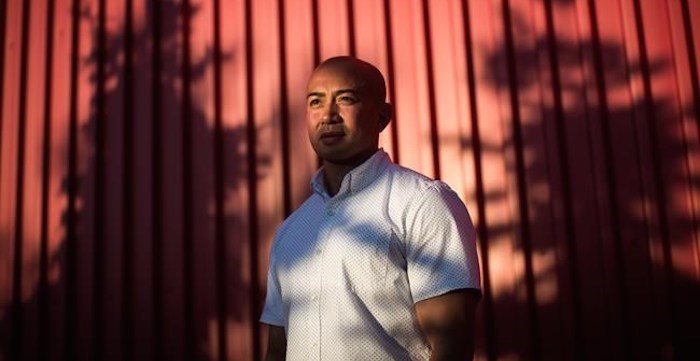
left=322, top=149, right=377, bottom=197
left=322, top=163, right=354, bottom=197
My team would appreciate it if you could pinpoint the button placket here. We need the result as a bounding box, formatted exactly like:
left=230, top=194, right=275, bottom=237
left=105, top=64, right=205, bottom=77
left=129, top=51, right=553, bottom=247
left=325, top=197, right=341, bottom=217
left=309, top=213, right=332, bottom=361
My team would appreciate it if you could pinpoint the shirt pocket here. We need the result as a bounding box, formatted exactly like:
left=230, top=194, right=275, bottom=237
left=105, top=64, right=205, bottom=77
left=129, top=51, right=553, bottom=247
left=327, top=219, right=393, bottom=295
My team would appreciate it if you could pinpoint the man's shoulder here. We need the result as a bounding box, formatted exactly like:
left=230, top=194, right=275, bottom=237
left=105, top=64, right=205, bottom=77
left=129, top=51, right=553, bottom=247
left=383, top=163, right=466, bottom=213
left=383, top=162, right=444, bottom=195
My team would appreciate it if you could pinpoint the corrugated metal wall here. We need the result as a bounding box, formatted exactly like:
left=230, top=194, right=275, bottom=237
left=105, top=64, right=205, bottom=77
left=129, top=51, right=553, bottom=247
left=1, top=0, right=699, bottom=360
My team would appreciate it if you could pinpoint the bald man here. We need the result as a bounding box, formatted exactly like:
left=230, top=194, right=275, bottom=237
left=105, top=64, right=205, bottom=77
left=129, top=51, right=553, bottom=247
left=260, top=56, right=481, bottom=361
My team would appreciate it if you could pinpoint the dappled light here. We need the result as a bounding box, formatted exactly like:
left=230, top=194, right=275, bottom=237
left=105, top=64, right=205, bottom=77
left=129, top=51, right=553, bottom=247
left=1, top=0, right=699, bottom=360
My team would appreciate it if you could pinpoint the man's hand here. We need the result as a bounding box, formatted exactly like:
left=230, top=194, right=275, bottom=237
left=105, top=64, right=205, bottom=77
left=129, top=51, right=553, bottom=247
left=264, top=325, right=287, bottom=361
left=414, top=289, right=480, bottom=361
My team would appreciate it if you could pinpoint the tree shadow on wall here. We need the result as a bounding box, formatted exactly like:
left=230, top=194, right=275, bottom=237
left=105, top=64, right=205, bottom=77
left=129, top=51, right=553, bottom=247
left=469, top=1, right=700, bottom=361
left=0, top=1, right=274, bottom=361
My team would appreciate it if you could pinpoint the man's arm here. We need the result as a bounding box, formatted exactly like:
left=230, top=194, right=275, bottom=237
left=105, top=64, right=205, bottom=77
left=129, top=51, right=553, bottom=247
left=414, top=289, right=480, bottom=361
left=264, top=325, right=287, bottom=361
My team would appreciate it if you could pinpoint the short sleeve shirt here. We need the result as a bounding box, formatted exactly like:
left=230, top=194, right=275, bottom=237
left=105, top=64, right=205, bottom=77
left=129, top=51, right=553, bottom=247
left=260, top=149, right=481, bottom=360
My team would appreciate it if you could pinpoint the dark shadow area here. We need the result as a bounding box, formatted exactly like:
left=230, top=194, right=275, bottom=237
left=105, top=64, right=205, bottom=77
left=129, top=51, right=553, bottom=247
left=468, top=1, right=700, bottom=360
left=0, top=0, right=272, bottom=360
left=1, top=0, right=698, bottom=360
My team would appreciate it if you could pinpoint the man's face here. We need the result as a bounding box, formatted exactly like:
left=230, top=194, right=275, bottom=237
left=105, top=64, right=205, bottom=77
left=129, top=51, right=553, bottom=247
left=306, top=65, right=388, bottom=165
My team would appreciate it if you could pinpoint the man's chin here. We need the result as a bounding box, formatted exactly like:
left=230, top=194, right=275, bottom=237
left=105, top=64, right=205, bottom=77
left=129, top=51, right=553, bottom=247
left=313, top=143, right=344, bottom=158
left=317, top=153, right=350, bottom=164
left=315, top=148, right=377, bottom=167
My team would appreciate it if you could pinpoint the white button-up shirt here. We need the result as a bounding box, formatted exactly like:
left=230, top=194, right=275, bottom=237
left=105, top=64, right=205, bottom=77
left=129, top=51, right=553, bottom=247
left=260, top=149, right=481, bottom=360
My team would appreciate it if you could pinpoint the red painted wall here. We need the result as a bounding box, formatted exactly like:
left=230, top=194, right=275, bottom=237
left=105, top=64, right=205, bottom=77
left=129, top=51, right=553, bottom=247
left=1, top=0, right=699, bottom=360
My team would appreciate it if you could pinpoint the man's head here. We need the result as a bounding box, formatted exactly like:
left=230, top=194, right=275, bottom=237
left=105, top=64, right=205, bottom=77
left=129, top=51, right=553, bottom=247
left=306, top=56, right=391, bottom=165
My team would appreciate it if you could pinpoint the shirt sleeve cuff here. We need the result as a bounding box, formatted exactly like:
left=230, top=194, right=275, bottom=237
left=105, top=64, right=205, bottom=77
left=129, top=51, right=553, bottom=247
left=259, top=312, right=285, bottom=327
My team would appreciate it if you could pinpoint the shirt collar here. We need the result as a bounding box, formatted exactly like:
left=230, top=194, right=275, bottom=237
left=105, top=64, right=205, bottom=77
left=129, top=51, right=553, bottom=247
left=310, top=149, right=391, bottom=199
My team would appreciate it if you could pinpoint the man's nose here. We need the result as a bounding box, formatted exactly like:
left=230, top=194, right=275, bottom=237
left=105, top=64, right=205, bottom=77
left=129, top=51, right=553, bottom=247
left=321, top=103, right=341, bottom=124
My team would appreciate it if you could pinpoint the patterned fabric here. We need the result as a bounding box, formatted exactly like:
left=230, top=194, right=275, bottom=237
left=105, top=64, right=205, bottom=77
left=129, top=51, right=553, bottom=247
left=260, top=149, right=481, bottom=360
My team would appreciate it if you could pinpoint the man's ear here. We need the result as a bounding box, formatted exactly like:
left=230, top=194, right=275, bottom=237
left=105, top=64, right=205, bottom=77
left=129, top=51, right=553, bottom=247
left=379, top=102, right=392, bottom=132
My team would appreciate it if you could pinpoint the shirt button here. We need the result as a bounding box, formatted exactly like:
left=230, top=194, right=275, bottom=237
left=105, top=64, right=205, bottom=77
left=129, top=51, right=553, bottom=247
left=311, top=295, right=318, bottom=302
left=315, top=248, right=322, bottom=255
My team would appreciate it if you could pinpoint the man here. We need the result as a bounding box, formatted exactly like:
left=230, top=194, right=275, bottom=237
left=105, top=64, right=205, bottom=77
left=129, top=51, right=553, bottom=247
left=260, top=56, right=481, bottom=360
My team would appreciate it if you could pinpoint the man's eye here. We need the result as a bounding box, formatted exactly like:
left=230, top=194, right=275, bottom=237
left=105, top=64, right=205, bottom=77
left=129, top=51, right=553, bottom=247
left=338, top=96, right=357, bottom=104
left=309, top=98, right=321, bottom=106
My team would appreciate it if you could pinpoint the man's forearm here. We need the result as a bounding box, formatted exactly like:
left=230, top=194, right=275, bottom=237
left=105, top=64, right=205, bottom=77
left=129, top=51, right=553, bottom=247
left=429, top=343, right=474, bottom=361
left=264, top=325, right=287, bottom=361
left=264, top=351, right=285, bottom=361
left=415, top=290, right=479, bottom=361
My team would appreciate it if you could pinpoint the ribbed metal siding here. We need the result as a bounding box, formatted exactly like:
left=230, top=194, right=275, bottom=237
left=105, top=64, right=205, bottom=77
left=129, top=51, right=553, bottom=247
left=1, top=0, right=699, bottom=360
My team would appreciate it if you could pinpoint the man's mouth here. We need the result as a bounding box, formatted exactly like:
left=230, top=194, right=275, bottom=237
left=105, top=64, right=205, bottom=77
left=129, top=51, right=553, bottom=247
left=320, top=131, right=345, bottom=139
left=319, top=131, right=345, bottom=145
